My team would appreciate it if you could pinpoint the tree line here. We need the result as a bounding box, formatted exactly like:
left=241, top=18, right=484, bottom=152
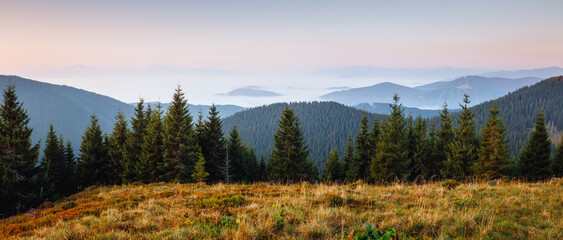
left=2, top=82, right=562, bottom=217
left=322, top=93, right=563, bottom=183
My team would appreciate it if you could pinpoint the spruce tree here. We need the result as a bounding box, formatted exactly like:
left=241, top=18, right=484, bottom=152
left=138, top=104, right=164, bottom=182
left=322, top=149, right=344, bottom=182
left=369, top=117, right=380, bottom=161
left=372, top=94, right=408, bottom=182
left=258, top=155, right=267, bottom=181
left=427, top=119, right=439, bottom=178
left=108, top=111, right=128, bottom=184
left=411, top=116, right=430, bottom=181
left=62, top=141, right=75, bottom=194
left=474, top=101, right=510, bottom=180
left=405, top=115, right=416, bottom=180
left=192, top=152, right=209, bottom=183
left=552, top=135, right=563, bottom=177
left=201, top=104, right=226, bottom=182
left=449, top=94, right=479, bottom=178
left=123, top=100, right=146, bottom=183
left=227, top=125, right=245, bottom=182
left=354, top=112, right=371, bottom=180
left=343, top=134, right=357, bottom=182
left=0, top=84, right=40, bottom=214
left=518, top=111, right=552, bottom=180
left=242, top=145, right=259, bottom=183
left=77, top=114, right=109, bottom=186
left=41, top=125, right=65, bottom=200
left=437, top=103, right=455, bottom=179
left=268, top=107, right=316, bottom=182
left=161, top=85, right=199, bottom=182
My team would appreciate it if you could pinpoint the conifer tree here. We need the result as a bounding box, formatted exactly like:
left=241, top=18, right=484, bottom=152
left=108, top=112, right=128, bottom=184
left=518, top=111, right=552, bottom=180
left=369, top=117, right=380, bottom=160
left=201, top=104, right=226, bottom=182
left=355, top=112, right=371, bottom=180
left=192, top=152, right=209, bottom=183
left=322, top=149, right=344, bottom=182
left=195, top=111, right=205, bottom=149
left=268, top=107, right=316, bottom=182
left=372, top=94, right=408, bottom=182
left=474, top=101, right=510, bottom=179
left=0, top=84, right=40, bottom=214
left=411, top=116, right=430, bottom=181
left=405, top=115, right=416, bottom=179
left=258, top=155, right=267, bottom=181
left=242, top=145, right=259, bottom=182
left=449, top=94, right=479, bottom=178
left=552, top=135, right=563, bottom=177
left=77, top=114, right=109, bottom=186
left=343, top=134, right=357, bottom=182
left=221, top=147, right=232, bottom=183
left=138, top=104, right=164, bottom=182
left=161, top=86, right=199, bottom=182
left=437, top=103, right=455, bottom=179
left=227, top=125, right=245, bottom=182
left=123, top=100, right=146, bottom=183
left=427, top=119, right=440, bottom=178
left=41, top=125, right=65, bottom=200
left=62, top=141, right=75, bottom=194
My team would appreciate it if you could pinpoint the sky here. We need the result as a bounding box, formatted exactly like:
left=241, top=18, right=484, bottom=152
left=1, top=0, right=563, bottom=106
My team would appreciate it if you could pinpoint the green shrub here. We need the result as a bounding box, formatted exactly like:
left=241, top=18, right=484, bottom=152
left=354, top=224, right=396, bottom=240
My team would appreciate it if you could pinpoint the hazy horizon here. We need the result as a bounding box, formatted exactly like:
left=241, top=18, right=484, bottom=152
left=2, top=1, right=563, bottom=106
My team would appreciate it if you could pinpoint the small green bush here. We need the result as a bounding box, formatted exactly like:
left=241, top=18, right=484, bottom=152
left=354, top=224, right=396, bottom=240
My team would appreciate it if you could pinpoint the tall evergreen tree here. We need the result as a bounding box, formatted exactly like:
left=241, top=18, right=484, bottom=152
left=161, top=86, right=199, bottom=182
left=40, top=125, right=65, bottom=200
left=369, top=117, right=380, bottom=160
left=474, top=101, right=510, bottom=179
left=77, top=114, right=109, bottom=186
left=227, top=125, right=245, bottom=182
left=371, top=94, right=408, bottom=182
left=242, top=145, right=259, bottom=182
left=410, top=116, right=430, bottom=181
left=354, top=112, right=371, bottom=180
left=201, top=104, right=226, bottom=182
left=552, top=135, right=563, bottom=177
left=0, top=84, right=40, bottom=214
left=123, top=100, right=147, bottom=183
left=427, top=119, right=440, bottom=178
left=343, top=134, right=357, bottom=182
left=449, top=94, right=479, bottom=179
left=138, top=104, right=164, bottom=182
left=518, top=111, right=552, bottom=180
left=405, top=115, right=416, bottom=180
left=437, top=103, right=455, bottom=179
left=322, top=149, right=344, bottom=182
left=62, top=141, right=75, bottom=194
left=268, top=107, right=317, bottom=182
left=108, top=111, right=128, bottom=184
left=258, top=155, right=267, bottom=181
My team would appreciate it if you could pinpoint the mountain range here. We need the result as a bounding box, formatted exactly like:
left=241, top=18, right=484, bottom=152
left=1, top=74, right=562, bottom=169
left=321, top=76, right=542, bottom=109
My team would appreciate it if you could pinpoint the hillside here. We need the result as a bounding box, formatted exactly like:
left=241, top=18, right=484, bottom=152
left=321, top=76, right=541, bottom=109
left=0, top=75, right=245, bottom=153
left=0, top=75, right=135, bottom=152
left=354, top=102, right=452, bottom=118
left=469, top=76, right=563, bottom=156
left=1, top=181, right=562, bottom=239
left=222, top=101, right=383, bottom=169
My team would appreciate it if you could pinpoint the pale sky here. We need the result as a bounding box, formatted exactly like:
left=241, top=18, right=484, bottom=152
left=1, top=0, right=562, bottom=105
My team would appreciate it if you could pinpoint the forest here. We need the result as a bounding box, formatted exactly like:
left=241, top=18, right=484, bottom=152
left=1, top=77, right=562, bottom=218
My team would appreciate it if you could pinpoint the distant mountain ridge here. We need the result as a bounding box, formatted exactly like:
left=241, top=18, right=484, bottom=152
left=321, top=76, right=542, bottom=109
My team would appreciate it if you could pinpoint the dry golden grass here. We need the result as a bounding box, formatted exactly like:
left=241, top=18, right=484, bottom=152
left=1, top=179, right=562, bottom=239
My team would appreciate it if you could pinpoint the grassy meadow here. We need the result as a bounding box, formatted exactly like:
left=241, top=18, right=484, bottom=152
left=1, top=180, right=562, bottom=239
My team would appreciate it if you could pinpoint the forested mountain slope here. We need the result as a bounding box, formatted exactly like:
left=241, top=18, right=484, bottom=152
left=470, top=76, right=563, bottom=156
left=0, top=75, right=135, bottom=151
left=222, top=102, right=383, bottom=169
